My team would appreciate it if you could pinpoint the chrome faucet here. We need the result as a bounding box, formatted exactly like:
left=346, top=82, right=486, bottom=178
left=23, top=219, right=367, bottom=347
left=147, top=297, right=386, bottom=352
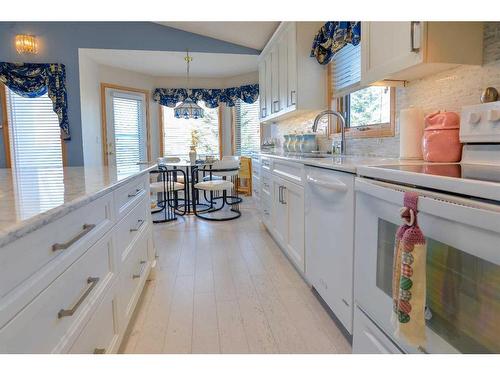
left=312, top=110, right=346, bottom=155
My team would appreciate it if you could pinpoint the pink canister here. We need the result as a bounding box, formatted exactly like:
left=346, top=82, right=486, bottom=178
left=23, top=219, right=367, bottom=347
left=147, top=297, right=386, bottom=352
left=422, top=111, right=462, bottom=162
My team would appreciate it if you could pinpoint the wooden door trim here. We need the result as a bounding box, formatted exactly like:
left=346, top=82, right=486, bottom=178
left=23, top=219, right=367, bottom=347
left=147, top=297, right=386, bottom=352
left=100, top=82, right=151, bottom=166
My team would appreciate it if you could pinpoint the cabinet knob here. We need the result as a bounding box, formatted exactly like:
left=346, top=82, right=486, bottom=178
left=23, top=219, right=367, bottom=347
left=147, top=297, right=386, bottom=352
left=487, top=109, right=500, bottom=122
left=469, top=112, right=481, bottom=124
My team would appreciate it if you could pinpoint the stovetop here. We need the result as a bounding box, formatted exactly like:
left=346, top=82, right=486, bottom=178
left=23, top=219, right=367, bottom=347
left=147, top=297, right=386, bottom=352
left=377, top=163, right=500, bottom=184
left=357, top=162, right=500, bottom=203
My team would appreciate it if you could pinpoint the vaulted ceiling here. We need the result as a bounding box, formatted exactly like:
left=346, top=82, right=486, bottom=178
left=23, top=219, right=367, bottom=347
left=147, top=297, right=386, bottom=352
left=156, top=22, right=280, bottom=50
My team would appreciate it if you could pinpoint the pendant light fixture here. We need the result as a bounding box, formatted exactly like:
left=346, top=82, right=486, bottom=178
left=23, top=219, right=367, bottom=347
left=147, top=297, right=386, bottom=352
left=174, top=50, right=204, bottom=119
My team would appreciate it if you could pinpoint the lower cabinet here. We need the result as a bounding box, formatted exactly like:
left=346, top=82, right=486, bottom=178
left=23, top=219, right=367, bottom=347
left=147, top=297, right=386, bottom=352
left=271, top=175, right=305, bottom=273
left=353, top=306, right=403, bottom=354
left=69, top=284, right=119, bottom=354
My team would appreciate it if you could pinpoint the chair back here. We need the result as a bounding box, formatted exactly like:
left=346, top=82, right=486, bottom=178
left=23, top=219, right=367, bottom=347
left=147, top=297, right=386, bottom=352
left=238, top=157, right=251, bottom=179
left=210, top=159, right=240, bottom=177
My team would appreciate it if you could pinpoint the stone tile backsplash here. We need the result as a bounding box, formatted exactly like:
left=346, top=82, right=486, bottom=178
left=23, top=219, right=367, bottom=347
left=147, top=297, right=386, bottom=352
left=271, top=22, right=500, bottom=158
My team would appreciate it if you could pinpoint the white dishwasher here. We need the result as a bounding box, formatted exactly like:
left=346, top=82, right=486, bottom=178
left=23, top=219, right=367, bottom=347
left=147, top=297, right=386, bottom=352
left=304, top=165, right=355, bottom=334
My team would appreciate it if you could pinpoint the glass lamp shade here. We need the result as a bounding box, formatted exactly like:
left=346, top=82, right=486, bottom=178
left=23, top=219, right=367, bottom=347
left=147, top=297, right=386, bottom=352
left=174, top=98, right=204, bottom=119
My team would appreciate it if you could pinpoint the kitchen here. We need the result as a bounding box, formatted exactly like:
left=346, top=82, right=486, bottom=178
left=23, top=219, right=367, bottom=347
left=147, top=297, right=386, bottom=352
left=0, top=2, right=499, bottom=373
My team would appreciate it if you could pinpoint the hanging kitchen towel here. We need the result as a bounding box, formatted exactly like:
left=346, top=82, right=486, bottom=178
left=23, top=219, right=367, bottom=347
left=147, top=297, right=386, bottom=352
left=392, top=192, right=427, bottom=347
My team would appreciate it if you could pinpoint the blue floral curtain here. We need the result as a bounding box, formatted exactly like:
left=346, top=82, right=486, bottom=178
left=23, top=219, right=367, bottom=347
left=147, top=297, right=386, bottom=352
left=310, top=22, right=361, bottom=65
left=153, top=84, right=259, bottom=108
left=0, top=62, right=70, bottom=140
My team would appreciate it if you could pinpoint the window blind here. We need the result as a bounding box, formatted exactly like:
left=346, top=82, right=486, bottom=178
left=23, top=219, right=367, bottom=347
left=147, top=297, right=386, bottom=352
left=112, top=94, right=147, bottom=174
left=331, top=43, right=361, bottom=97
left=5, top=88, right=63, bottom=169
left=234, top=99, right=260, bottom=156
left=162, top=102, right=219, bottom=159
left=5, top=87, right=64, bottom=219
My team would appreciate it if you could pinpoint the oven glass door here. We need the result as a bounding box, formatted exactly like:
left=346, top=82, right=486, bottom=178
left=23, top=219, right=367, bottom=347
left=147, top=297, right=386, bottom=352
left=355, top=178, right=500, bottom=354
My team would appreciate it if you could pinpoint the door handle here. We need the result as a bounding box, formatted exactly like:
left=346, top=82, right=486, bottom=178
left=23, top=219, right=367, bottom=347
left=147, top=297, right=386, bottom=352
left=132, top=260, right=147, bottom=279
left=281, top=186, right=287, bottom=205
left=410, top=21, right=421, bottom=53
left=278, top=186, right=283, bottom=203
left=58, top=277, right=100, bottom=318
left=306, top=175, right=348, bottom=192
left=290, top=90, right=296, bottom=105
left=130, top=219, right=145, bottom=232
left=52, top=224, right=96, bottom=251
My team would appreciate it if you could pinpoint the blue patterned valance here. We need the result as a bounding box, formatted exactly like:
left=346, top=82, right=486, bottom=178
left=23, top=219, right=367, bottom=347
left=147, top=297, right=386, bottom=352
left=310, top=22, right=361, bottom=65
left=153, top=84, right=259, bottom=109
left=0, top=62, right=70, bottom=140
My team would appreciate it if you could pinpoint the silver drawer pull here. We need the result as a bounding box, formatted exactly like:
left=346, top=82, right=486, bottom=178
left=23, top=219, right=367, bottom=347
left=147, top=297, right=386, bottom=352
left=58, top=277, right=100, bottom=319
left=130, top=219, right=145, bottom=232
left=128, top=188, right=143, bottom=198
left=93, top=348, right=106, bottom=354
left=52, top=224, right=96, bottom=252
left=133, top=261, right=147, bottom=279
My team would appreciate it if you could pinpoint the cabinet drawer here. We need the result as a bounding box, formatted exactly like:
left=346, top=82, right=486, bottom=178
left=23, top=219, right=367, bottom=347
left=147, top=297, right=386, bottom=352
left=114, top=197, right=149, bottom=265
left=0, top=233, right=114, bottom=353
left=114, top=174, right=148, bottom=220
left=271, top=159, right=303, bottom=185
left=0, top=193, right=113, bottom=326
left=116, top=228, right=151, bottom=329
left=69, top=285, right=119, bottom=354
left=353, top=306, right=403, bottom=354
left=261, top=156, right=272, bottom=171
left=261, top=172, right=272, bottom=198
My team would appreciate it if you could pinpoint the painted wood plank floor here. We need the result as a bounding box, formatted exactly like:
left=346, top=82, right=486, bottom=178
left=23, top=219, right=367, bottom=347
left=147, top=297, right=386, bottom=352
left=120, top=200, right=352, bottom=354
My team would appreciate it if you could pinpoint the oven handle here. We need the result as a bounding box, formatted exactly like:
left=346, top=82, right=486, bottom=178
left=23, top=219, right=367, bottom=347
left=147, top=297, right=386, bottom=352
left=306, top=175, right=348, bottom=192
left=356, top=177, right=500, bottom=213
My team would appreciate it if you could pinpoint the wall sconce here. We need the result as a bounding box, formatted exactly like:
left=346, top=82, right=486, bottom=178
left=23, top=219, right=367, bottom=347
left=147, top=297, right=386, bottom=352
left=15, top=34, right=38, bottom=54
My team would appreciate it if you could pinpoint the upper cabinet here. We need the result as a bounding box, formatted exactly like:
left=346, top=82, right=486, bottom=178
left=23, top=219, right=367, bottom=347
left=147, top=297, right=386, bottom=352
left=361, top=22, right=484, bottom=85
left=259, top=22, right=326, bottom=123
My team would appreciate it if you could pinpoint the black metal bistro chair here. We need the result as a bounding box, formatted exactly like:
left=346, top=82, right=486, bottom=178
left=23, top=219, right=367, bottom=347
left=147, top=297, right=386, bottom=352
left=191, top=159, right=241, bottom=221
left=150, top=165, right=188, bottom=223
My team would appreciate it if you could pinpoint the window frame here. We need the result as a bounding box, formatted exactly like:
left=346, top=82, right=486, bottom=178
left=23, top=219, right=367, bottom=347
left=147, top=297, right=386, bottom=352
left=1, top=83, right=68, bottom=168
left=327, top=68, right=396, bottom=140
left=158, top=102, right=224, bottom=160
left=100, top=82, right=151, bottom=166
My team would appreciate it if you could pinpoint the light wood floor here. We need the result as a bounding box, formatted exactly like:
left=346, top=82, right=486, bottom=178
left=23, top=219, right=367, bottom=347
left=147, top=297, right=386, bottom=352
left=120, top=200, right=352, bottom=354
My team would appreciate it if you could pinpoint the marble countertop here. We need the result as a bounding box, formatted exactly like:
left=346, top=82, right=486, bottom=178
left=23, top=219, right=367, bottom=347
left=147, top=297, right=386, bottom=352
left=0, top=163, right=155, bottom=247
left=258, top=152, right=406, bottom=173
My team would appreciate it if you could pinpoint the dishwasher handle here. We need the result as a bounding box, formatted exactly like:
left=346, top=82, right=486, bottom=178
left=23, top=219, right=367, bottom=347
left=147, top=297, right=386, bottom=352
left=306, top=175, right=348, bottom=192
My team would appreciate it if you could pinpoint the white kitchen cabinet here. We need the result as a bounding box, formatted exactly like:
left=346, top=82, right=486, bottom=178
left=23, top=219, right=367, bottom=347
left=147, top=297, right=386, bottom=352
left=259, top=22, right=326, bottom=122
left=271, top=175, right=305, bottom=273
left=353, top=306, right=403, bottom=354
left=361, top=21, right=484, bottom=85
left=264, top=54, right=273, bottom=120
left=258, top=61, right=266, bottom=118
left=304, top=166, right=355, bottom=333
left=271, top=46, right=280, bottom=114
left=272, top=177, right=288, bottom=247
left=278, top=34, right=288, bottom=112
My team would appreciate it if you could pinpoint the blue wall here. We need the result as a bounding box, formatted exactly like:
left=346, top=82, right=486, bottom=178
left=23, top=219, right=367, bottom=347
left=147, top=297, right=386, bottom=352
left=0, top=22, right=259, bottom=167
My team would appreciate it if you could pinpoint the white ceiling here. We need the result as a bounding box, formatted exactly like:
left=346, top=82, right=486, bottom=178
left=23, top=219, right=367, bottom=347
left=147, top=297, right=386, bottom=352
left=81, top=49, right=259, bottom=78
left=157, top=22, right=280, bottom=50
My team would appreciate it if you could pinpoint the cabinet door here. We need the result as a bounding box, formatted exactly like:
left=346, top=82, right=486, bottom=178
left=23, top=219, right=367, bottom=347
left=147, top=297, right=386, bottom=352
left=264, top=54, right=273, bottom=119
left=283, top=181, right=305, bottom=273
left=286, top=23, right=297, bottom=108
left=278, top=34, right=288, bottom=113
left=271, top=177, right=287, bottom=247
left=270, top=46, right=280, bottom=114
left=258, top=60, right=267, bottom=119
left=361, top=21, right=423, bottom=85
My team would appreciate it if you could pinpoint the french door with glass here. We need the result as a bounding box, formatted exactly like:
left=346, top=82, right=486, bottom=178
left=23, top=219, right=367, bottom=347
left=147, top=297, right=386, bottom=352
left=103, top=86, right=149, bottom=174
